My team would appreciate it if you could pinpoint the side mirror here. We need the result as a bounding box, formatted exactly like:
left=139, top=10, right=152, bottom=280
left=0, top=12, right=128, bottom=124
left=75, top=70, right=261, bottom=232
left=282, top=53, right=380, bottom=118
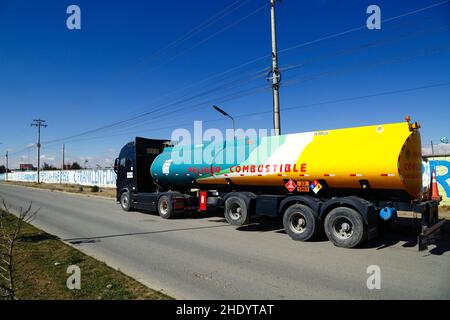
left=114, top=158, right=119, bottom=173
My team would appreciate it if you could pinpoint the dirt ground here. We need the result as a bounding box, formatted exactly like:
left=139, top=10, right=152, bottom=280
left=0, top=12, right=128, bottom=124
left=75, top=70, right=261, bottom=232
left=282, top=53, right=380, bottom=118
left=399, top=209, right=450, bottom=220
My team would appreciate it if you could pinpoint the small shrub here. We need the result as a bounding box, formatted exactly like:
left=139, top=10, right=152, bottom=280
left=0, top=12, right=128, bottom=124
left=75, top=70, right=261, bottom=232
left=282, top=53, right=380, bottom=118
left=90, top=186, right=100, bottom=193
left=78, top=186, right=84, bottom=192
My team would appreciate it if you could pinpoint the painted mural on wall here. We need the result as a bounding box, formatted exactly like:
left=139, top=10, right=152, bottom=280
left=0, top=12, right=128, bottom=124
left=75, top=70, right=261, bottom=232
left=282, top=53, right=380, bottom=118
left=1, top=169, right=116, bottom=188
left=423, top=156, right=450, bottom=206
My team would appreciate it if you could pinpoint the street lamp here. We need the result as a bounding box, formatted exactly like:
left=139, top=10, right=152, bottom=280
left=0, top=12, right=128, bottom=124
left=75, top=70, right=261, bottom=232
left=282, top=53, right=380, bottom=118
left=213, top=105, right=236, bottom=142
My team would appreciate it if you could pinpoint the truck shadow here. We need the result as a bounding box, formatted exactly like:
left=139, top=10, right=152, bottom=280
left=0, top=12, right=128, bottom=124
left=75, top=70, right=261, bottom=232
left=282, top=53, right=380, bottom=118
left=235, top=216, right=329, bottom=242
left=359, top=218, right=450, bottom=255
left=230, top=216, right=450, bottom=252
left=63, top=224, right=231, bottom=245
left=19, top=233, right=59, bottom=243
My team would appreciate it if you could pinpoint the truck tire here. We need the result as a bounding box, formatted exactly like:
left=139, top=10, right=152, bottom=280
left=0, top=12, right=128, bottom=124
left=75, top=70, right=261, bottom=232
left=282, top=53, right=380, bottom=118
left=120, top=191, right=132, bottom=212
left=224, top=196, right=250, bottom=226
left=324, top=207, right=366, bottom=248
left=158, top=195, right=176, bottom=219
left=283, top=204, right=320, bottom=241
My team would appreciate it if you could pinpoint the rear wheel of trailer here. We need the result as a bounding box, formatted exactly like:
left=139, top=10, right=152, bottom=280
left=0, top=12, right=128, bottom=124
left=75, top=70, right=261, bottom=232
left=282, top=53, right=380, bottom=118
left=283, top=204, right=321, bottom=242
left=324, top=207, right=367, bottom=248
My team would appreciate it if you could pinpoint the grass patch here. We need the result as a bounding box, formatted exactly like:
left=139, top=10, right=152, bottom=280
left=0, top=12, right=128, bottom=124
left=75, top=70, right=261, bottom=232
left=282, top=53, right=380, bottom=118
left=0, top=210, right=172, bottom=300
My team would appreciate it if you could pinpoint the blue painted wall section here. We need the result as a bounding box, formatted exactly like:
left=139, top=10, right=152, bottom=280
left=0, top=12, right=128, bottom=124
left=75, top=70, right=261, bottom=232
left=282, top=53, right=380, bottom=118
left=423, top=157, right=450, bottom=206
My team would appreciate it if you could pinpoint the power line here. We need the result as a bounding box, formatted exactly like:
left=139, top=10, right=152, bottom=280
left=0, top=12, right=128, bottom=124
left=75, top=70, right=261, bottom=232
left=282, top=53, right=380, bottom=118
left=277, top=0, right=450, bottom=57
left=21, top=0, right=450, bottom=150
left=41, top=36, right=450, bottom=149
left=281, top=42, right=450, bottom=87
left=124, top=0, right=254, bottom=76
left=42, top=39, right=450, bottom=148
left=40, top=81, right=450, bottom=145
left=37, top=0, right=265, bottom=142
left=63, top=35, right=450, bottom=139
left=278, top=23, right=450, bottom=75
left=156, top=2, right=269, bottom=67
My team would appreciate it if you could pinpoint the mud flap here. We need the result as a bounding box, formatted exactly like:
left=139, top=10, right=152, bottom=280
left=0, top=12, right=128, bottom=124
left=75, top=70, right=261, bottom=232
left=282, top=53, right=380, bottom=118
left=418, top=220, right=446, bottom=251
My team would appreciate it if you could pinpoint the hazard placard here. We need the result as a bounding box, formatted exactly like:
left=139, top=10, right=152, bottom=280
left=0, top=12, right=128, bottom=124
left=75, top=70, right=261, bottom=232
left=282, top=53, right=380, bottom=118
left=297, top=180, right=310, bottom=192
left=285, top=179, right=296, bottom=193
left=310, top=180, right=323, bottom=194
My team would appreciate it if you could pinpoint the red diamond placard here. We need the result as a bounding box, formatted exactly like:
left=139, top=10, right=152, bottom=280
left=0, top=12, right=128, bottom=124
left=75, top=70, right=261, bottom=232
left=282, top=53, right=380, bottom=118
left=285, top=179, right=296, bottom=193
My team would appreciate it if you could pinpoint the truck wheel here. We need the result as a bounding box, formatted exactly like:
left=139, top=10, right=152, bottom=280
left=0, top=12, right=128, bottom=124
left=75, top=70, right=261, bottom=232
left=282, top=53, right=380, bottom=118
left=283, top=204, right=320, bottom=241
left=158, top=195, right=175, bottom=219
left=224, top=196, right=250, bottom=226
left=120, top=191, right=132, bottom=212
left=324, top=207, right=366, bottom=248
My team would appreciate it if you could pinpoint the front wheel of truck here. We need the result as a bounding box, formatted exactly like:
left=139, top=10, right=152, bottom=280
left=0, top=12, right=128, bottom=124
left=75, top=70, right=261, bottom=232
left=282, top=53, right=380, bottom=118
left=120, top=191, right=132, bottom=212
left=158, top=195, right=175, bottom=219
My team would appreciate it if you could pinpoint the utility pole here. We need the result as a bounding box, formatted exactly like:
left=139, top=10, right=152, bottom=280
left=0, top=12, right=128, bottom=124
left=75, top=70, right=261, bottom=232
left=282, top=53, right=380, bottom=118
left=5, top=151, right=8, bottom=182
left=270, top=0, right=281, bottom=136
left=61, top=144, right=65, bottom=170
left=31, top=119, right=47, bottom=184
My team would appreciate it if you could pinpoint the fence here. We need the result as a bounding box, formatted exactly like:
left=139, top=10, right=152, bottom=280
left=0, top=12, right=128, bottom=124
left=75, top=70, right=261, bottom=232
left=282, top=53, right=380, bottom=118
left=0, top=169, right=116, bottom=188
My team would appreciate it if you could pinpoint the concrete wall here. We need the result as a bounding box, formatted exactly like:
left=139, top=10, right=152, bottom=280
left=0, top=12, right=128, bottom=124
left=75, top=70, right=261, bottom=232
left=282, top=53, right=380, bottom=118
left=0, top=169, right=116, bottom=188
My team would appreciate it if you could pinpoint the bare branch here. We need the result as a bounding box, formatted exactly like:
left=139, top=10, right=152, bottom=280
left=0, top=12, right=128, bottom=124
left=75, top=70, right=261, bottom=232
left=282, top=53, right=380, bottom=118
left=0, top=200, right=38, bottom=300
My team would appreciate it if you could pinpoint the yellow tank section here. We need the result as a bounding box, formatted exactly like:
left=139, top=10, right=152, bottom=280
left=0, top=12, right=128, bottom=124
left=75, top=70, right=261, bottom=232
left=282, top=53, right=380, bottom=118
left=195, top=121, right=423, bottom=199
left=296, top=122, right=422, bottom=198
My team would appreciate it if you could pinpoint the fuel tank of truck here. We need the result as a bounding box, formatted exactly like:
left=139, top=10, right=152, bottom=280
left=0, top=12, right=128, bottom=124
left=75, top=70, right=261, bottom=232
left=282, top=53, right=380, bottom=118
left=150, top=121, right=422, bottom=199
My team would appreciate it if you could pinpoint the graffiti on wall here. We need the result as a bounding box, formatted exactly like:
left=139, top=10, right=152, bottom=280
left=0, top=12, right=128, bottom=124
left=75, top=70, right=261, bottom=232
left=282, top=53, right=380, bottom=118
left=1, top=169, right=116, bottom=188
left=423, top=156, right=450, bottom=206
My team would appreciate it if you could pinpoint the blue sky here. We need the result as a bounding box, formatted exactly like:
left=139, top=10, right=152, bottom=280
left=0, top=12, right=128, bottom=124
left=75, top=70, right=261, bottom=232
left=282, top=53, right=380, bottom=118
left=1, top=0, right=449, bottom=168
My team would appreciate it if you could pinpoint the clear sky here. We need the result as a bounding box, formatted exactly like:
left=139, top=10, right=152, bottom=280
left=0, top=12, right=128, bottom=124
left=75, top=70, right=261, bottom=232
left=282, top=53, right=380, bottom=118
left=1, top=0, right=449, bottom=168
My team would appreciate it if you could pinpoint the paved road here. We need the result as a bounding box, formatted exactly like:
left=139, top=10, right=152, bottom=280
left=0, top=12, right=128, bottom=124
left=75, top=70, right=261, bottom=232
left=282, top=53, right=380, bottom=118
left=1, top=183, right=449, bottom=299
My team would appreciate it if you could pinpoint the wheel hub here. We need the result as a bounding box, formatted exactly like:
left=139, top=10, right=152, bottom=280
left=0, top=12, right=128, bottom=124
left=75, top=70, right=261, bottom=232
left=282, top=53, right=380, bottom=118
left=298, top=218, right=306, bottom=228
left=290, top=213, right=307, bottom=234
left=230, top=204, right=242, bottom=220
left=122, top=195, right=128, bottom=207
left=333, top=217, right=354, bottom=239
left=160, top=200, right=169, bottom=215
left=341, top=222, right=351, bottom=232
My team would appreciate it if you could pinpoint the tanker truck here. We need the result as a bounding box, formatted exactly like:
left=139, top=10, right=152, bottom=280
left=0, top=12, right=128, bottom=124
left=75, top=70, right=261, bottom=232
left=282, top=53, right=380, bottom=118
left=114, top=118, right=444, bottom=249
